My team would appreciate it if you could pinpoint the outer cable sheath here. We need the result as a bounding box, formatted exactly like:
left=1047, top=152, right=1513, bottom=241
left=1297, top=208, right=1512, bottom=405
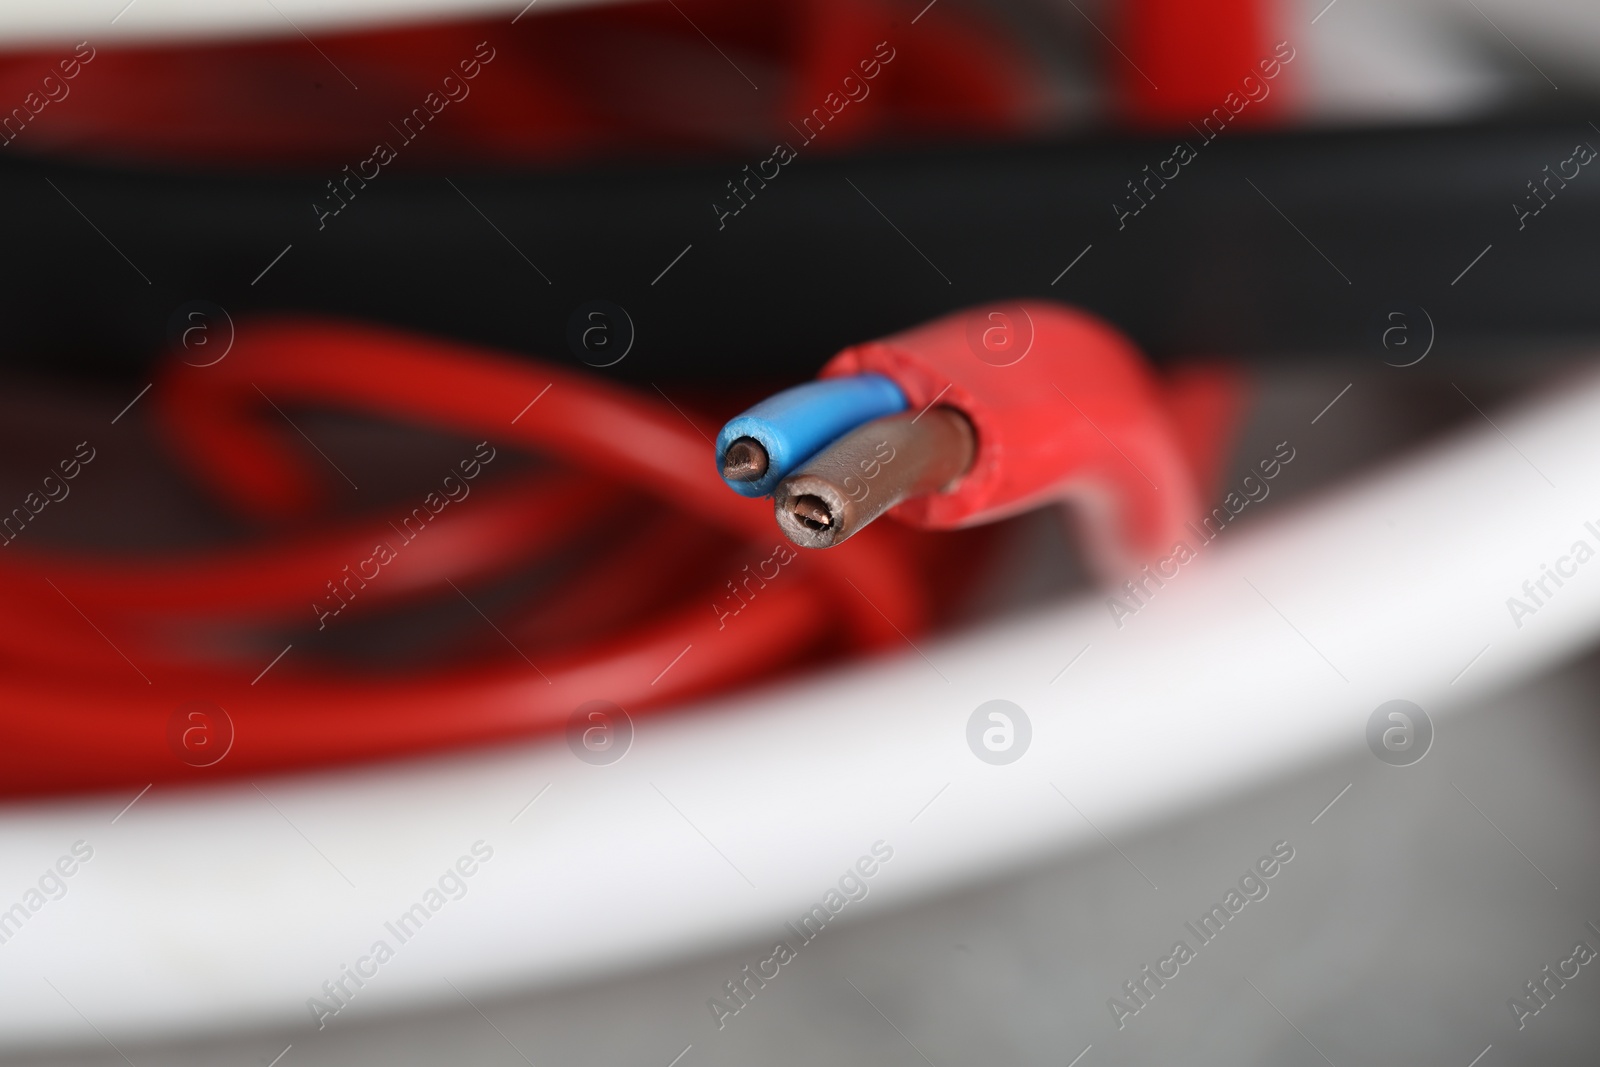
left=819, top=301, right=1203, bottom=574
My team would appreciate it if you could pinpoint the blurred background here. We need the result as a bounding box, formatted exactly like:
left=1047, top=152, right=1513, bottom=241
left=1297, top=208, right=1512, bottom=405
left=0, top=0, right=1598, bottom=1064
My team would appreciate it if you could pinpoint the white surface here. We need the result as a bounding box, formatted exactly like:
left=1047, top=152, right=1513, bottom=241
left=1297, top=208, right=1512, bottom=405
left=1291, top=0, right=1600, bottom=119
left=4, top=369, right=1600, bottom=1047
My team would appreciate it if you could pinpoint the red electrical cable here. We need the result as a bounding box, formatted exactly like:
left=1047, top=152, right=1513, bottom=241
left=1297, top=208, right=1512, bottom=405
left=0, top=309, right=1238, bottom=800
left=0, top=318, right=929, bottom=798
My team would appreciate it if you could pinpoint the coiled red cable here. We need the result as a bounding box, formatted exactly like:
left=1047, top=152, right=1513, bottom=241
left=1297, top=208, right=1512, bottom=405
left=0, top=318, right=930, bottom=798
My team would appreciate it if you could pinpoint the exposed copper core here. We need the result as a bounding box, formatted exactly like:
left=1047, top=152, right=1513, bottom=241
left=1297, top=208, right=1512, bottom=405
left=789, top=495, right=833, bottom=530
left=721, top=437, right=769, bottom=482
left=773, top=408, right=975, bottom=549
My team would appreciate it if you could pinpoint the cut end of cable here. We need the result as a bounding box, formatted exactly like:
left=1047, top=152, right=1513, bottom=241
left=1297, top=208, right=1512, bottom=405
left=721, top=437, right=769, bottom=483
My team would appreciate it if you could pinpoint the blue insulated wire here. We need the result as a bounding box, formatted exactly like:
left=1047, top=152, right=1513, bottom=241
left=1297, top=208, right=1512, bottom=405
left=715, top=373, right=908, bottom=496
